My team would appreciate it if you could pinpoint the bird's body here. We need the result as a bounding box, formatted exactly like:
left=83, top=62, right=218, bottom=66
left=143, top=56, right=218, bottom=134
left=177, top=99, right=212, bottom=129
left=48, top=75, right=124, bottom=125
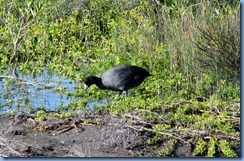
left=84, top=64, right=151, bottom=95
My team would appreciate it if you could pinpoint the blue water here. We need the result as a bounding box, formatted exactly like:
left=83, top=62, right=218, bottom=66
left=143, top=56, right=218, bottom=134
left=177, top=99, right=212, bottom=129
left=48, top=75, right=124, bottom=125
left=0, top=69, right=106, bottom=114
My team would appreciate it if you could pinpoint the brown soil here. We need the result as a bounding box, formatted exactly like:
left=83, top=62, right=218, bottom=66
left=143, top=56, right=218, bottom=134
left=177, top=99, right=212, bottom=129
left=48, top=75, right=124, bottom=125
left=0, top=113, right=238, bottom=157
left=0, top=114, right=138, bottom=157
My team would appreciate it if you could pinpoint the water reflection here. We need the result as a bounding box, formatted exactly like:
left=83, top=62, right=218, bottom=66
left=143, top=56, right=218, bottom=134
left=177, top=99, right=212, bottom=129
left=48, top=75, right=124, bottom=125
left=0, top=69, right=78, bottom=114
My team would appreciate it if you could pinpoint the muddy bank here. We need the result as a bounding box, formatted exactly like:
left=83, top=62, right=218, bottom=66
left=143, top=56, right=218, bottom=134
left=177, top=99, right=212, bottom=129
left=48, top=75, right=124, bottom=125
left=0, top=113, right=240, bottom=157
left=0, top=114, right=156, bottom=157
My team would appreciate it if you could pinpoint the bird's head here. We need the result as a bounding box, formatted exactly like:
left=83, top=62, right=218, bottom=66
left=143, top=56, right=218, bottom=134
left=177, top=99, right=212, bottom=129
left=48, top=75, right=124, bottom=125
left=83, top=76, right=102, bottom=91
left=83, top=76, right=94, bottom=91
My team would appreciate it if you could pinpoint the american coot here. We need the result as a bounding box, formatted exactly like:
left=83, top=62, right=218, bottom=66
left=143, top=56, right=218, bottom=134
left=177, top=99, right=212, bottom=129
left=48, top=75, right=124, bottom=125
left=83, top=64, right=151, bottom=95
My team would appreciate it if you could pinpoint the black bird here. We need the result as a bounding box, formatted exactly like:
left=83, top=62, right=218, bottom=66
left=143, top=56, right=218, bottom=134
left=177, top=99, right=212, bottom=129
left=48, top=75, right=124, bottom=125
left=83, top=64, right=151, bottom=96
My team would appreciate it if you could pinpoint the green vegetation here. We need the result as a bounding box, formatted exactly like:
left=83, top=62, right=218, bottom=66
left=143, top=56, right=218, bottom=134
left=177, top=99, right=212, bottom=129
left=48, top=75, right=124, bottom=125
left=0, top=0, right=240, bottom=157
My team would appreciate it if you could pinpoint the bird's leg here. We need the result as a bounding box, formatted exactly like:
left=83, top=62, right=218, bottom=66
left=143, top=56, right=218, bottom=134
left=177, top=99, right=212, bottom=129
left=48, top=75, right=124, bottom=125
left=106, top=91, right=110, bottom=108
left=125, top=90, right=129, bottom=97
left=114, top=91, right=123, bottom=99
left=119, top=91, right=123, bottom=96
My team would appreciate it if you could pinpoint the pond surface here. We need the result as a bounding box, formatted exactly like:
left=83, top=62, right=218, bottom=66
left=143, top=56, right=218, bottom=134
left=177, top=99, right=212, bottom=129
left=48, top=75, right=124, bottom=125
left=0, top=69, right=106, bottom=114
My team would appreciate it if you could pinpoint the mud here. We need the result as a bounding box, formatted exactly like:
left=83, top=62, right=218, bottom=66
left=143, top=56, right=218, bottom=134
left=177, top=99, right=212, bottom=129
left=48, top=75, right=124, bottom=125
left=0, top=114, right=239, bottom=157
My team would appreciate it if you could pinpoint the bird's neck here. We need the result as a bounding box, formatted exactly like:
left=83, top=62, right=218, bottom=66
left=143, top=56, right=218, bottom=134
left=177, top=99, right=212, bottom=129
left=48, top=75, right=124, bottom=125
left=93, top=77, right=106, bottom=89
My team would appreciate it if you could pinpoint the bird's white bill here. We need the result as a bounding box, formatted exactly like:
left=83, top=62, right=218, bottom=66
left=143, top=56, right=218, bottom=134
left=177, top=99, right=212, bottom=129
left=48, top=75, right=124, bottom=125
left=84, top=84, right=89, bottom=91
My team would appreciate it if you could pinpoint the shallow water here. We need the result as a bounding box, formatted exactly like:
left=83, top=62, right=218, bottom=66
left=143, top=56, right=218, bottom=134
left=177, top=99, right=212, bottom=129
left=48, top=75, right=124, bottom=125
left=0, top=69, right=106, bottom=114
